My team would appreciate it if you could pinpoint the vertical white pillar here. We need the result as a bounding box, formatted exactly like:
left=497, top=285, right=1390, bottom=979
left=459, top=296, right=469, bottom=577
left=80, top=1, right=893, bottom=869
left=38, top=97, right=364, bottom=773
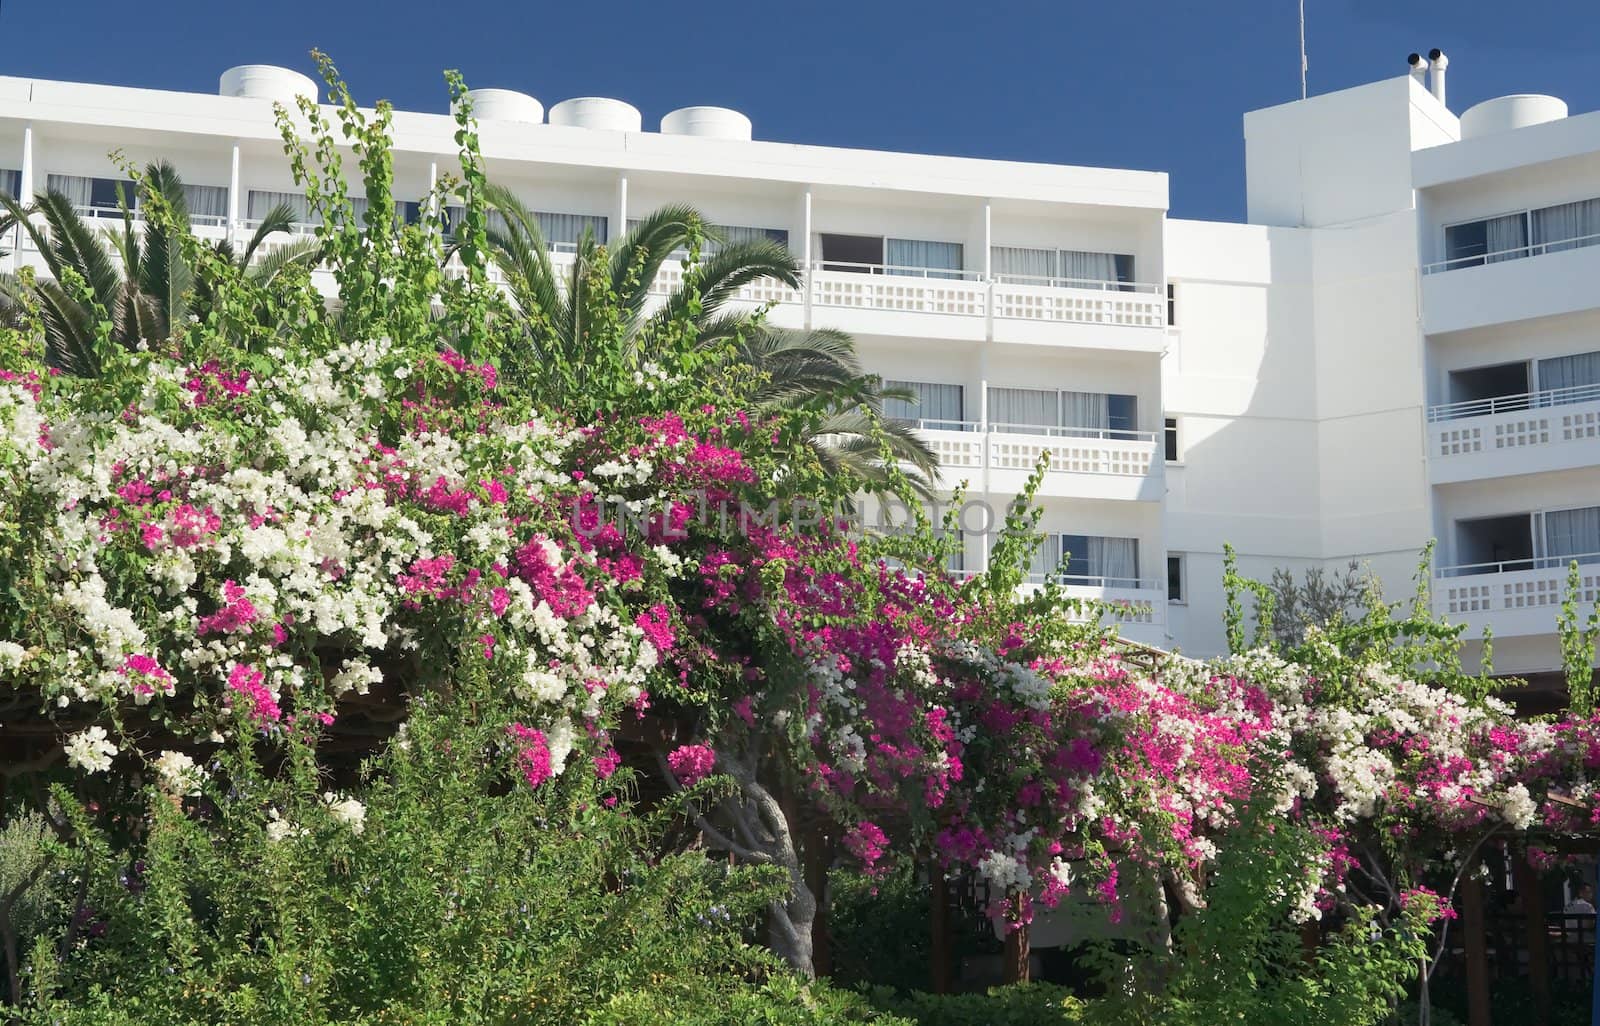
left=801, top=187, right=813, bottom=330
left=227, top=142, right=241, bottom=245
left=978, top=346, right=992, bottom=575
left=982, top=199, right=994, bottom=341
left=19, top=123, right=34, bottom=199
left=426, top=160, right=439, bottom=233
left=614, top=175, right=628, bottom=243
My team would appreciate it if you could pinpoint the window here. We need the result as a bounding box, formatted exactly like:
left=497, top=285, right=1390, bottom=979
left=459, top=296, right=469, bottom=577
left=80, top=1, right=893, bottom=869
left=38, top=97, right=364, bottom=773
left=1027, top=535, right=1140, bottom=587
left=988, top=387, right=1138, bottom=437
left=1541, top=506, right=1600, bottom=566
left=1164, top=417, right=1181, bottom=462
left=1167, top=282, right=1177, bottom=325
left=47, top=174, right=136, bottom=213
left=1531, top=198, right=1600, bottom=255
left=1444, top=212, right=1529, bottom=268
left=248, top=190, right=369, bottom=228
left=181, top=184, right=229, bottom=224
left=886, top=238, right=963, bottom=279
left=819, top=233, right=883, bottom=271
left=991, top=246, right=1134, bottom=288
left=882, top=381, right=965, bottom=430
left=1535, top=350, right=1600, bottom=401
left=536, top=212, right=607, bottom=248
left=0, top=169, right=19, bottom=201
left=1167, top=554, right=1185, bottom=603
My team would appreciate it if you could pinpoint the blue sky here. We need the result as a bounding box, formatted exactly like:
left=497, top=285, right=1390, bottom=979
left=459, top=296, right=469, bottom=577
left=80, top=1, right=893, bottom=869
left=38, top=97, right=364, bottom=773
left=2, top=0, right=1597, bottom=221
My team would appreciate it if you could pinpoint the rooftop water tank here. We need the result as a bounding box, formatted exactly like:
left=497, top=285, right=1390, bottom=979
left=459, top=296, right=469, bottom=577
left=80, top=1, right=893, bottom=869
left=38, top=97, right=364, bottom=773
left=1460, top=94, right=1568, bottom=139
left=453, top=88, right=543, bottom=123
left=548, top=97, right=642, bottom=132
left=219, top=65, right=319, bottom=106
left=660, top=106, right=753, bottom=141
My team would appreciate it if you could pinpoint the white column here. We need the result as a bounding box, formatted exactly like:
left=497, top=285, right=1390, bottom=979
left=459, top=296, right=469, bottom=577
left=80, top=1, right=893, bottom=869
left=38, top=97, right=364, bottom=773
left=227, top=142, right=241, bottom=245
left=614, top=175, right=628, bottom=243
left=801, top=187, right=813, bottom=330
left=427, top=160, right=439, bottom=231
left=982, top=200, right=994, bottom=342
left=978, top=347, right=992, bottom=575
left=19, top=123, right=34, bottom=198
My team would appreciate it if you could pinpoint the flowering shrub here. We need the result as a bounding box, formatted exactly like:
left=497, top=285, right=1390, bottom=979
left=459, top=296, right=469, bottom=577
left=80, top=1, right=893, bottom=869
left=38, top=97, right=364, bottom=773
left=1, top=55, right=1597, bottom=1023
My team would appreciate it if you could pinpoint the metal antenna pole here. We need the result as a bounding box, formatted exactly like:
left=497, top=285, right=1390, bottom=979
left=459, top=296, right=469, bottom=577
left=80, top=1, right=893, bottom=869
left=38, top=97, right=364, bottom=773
left=1299, top=0, right=1308, bottom=99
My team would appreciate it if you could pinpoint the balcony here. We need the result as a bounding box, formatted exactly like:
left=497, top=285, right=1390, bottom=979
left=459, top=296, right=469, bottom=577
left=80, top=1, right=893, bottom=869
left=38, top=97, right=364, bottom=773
left=1421, top=232, right=1600, bottom=335
left=1427, top=384, right=1600, bottom=483
left=1434, top=554, right=1600, bottom=639
left=947, top=569, right=1166, bottom=645
left=914, top=421, right=1163, bottom=502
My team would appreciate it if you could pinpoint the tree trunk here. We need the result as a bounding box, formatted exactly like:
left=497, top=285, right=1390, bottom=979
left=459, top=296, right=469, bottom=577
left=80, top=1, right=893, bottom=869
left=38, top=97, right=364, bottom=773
left=1002, top=894, right=1031, bottom=984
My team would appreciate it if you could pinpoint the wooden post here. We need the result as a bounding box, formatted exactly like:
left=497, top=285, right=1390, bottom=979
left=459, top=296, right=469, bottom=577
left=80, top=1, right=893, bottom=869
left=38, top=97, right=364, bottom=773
left=930, top=867, right=953, bottom=994
left=1461, top=874, right=1493, bottom=1026
left=1511, top=852, right=1550, bottom=1026
left=1002, top=893, right=1031, bottom=984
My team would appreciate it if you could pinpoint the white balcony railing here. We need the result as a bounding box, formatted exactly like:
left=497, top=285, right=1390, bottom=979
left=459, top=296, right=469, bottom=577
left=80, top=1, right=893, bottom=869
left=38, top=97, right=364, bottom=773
left=912, top=421, right=1160, bottom=482
left=1428, top=382, right=1600, bottom=422
left=945, top=569, right=1165, bottom=627
left=1422, top=231, right=1600, bottom=275
left=1434, top=557, right=1600, bottom=628
left=1428, top=390, right=1600, bottom=462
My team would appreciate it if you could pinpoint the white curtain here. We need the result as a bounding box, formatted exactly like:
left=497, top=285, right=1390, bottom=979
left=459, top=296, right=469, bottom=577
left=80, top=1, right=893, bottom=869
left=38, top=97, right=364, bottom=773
left=1061, top=391, right=1111, bottom=433
left=991, top=246, right=1055, bottom=283
left=1531, top=198, right=1600, bottom=254
left=886, top=238, right=963, bottom=278
left=182, top=184, right=228, bottom=221
left=537, top=212, right=607, bottom=247
left=248, top=190, right=313, bottom=225
left=1543, top=506, right=1600, bottom=564
left=1089, top=537, right=1140, bottom=586
left=1484, top=213, right=1529, bottom=263
left=1061, top=249, right=1120, bottom=286
left=989, top=387, right=1057, bottom=430
left=883, top=380, right=963, bottom=427
left=0, top=169, right=18, bottom=200
left=1027, top=534, right=1063, bottom=581
left=1537, top=350, right=1600, bottom=401
left=46, top=174, right=93, bottom=208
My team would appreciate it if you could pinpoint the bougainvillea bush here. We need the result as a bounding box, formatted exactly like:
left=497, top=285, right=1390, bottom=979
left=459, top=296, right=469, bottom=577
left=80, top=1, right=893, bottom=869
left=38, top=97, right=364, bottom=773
left=2, top=55, right=1599, bottom=1024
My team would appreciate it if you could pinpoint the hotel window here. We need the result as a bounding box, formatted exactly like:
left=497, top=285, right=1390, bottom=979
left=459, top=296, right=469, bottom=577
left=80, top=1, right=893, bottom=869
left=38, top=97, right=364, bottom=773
left=1167, top=282, right=1177, bottom=325
left=1535, top=350, right=1600, bottom=401
left=0, top=169, right=19, bottom=200
left=819, top=234, right=963, bottom=278
left=1167, top=554, right=1186, bottom=603
left=1027, top=534, right=1140, bottom=587
left=624, top=220, right=788, bottom=256
left=1541, top=506, right=1600, bottom=566
left=882, top=381, right=965, bottom=430
left=181, top=184, right=229, bottom=225
left=1443, top=212, right=1528, bottom=268
left=248, top=190, right=370, bottom=229
left=987, top=387, right=1138, bottom=437
left=991, top=246, right=1134, bottom=288
left=1530, top=197, right=1600, bottom=255
left=536, top=212, right=608, bottom=249
left=1164, top=417, right=1181, bottom=462
left=47, top=174, right=136, bottom=214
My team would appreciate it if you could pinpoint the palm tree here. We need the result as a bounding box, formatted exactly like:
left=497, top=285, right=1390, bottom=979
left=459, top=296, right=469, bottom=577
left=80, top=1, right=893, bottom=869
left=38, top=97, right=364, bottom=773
left=0, top=161, right=317, bottom=376
left=473, top=188, right=939, bottom=491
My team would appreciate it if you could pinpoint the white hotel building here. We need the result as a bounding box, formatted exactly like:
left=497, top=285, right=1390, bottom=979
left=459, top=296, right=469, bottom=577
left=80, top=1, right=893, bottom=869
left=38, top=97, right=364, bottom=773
left=1, top=60, right=1597, bottom=698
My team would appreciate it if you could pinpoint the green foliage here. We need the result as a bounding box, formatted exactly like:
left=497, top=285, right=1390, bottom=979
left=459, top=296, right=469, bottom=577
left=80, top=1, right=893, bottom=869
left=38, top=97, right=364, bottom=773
left=1082, top=801, right=1425, bottom=1026
left=864, top=983, right=1085, bottom=1025
left=1557, top=559, right=1600, bottom=714
left=826, top=863, right=935, bottom=993
left=13, top=678, right=895, bottom=1025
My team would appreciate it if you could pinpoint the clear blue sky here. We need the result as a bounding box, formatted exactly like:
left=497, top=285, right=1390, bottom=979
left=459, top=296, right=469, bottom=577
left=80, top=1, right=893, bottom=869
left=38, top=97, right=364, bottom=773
left=2, top=0, right=1598, bottom=221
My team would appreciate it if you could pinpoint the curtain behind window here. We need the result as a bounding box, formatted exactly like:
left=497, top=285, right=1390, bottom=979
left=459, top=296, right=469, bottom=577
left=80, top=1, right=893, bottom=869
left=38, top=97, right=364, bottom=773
left=886, top=238, right=963, bottom=279
left=1089, top=537, right=1140, bottom=585
left=991, top=246, right=1055, bottom=283
left=182, top=184, right=229, bottom=221
left=1061, top=391, right=1110, bottom=432
left=1027, top=534, right=1063, bottom=581
left=0, top=170, right=19, bottom=200
left=1532, top=198, right=1600, bottom=254
left=883, top=380, right=964, bottom=427
left=1544, top=506, right=1600, bottom=564
left=1485, top=213, right=1529, bottom=263
left=537, top=212, right=607, bottom=247
left=1537, top=350, right=1600, bottom=398
left=1061, top=250, right=1120, bottom=285
left=248, top=190, right=313, bottom=224
left=46, top=174, right=93, bottom=209
left=990, top=387, right=1058, bottom=430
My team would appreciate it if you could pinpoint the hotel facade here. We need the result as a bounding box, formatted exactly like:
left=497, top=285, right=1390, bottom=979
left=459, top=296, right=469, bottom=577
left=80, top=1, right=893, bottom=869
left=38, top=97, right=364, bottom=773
left=2, top=59, right=1597, bottom=691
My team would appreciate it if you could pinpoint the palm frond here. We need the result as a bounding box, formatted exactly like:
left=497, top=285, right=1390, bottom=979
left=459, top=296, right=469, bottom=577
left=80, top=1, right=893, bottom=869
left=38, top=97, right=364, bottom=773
left=239, top=202, right=302, bottom=266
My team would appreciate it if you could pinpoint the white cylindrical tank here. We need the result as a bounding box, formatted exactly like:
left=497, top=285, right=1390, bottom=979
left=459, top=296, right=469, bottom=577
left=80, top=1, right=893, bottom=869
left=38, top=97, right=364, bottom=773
left=219, top=65, right=319, bottom=106
left=1460, top=94, right=1569, bottom=139
left=452, top=88, right=544, bottom=123
left=660, top=106, right=753, bottom=140
left=548, top=97, right=642, bottom=132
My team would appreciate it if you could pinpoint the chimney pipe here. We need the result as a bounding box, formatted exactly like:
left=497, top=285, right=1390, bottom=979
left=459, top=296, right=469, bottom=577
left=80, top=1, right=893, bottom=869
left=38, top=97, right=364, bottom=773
left=1428, top=48, right=1448, bottom=107
left=1407, top=53, right=1429, bottom=87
